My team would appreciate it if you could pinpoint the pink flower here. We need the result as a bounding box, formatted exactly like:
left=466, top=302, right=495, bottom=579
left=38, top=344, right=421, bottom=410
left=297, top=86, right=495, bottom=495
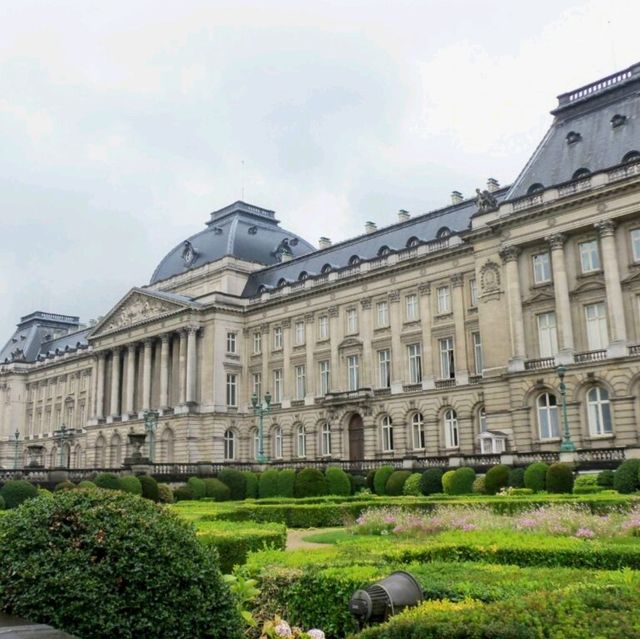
left=274, top=621, right=292, bottom=637
left=575, top=527, right=595, bottom=539
left=308, top=630, right=325, bottom=639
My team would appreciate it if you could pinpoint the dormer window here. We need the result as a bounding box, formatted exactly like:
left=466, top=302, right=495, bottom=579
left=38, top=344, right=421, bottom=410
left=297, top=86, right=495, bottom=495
left=527, top=183, right=544, bottom=195
left=348, top=255, right=361, bottom=266
left=611, top=114, right=627, bottom=128
left=566, top=131, right=581, bottom=145
left=623, top=151, right=640, bottom=164
left=378, top=246, right=391, bottom=257
left=436, top=227, right=451, bottom=239
left=298, top=271, right=308, bottom=281
left=321, top=264, right=333, bottom=274
left=406, top=236, right=420, bottom=248
left=572, top=167, right=591, bottom=180
left=277, top=278, right=288, bottom=288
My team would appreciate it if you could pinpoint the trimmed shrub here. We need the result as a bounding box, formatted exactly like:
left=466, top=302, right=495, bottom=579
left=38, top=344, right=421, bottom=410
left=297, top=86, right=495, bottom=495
left=326, top=467, right=351, bottom=496
left=352, top=475, right=367, bottom=493
left=173, top=485, right=193, bottom=502
left=508, top=467, right=526, bottom=488
left=54, top=480, right=75, bottom=492
left=294, top=468, right=328, bottom=498
left=472, top=476, right=486, bottom=494
left=524, top=462, right=549, bottom=492
left=385, top=471, right=411, bottom=496
left=187, top=477, right=206, bottom=500
left=118, top=475, right=142, bottom=496
left=366, top=469, right=376, bottom=491
left=0, top=480, right=38, bottom=509
left=574, top=474, right=598, bottom=488
left=403, top=473, right=423, bottom=496
left=574, top=485, right=605, bottom=495
left=484, top=465, right=510, bottom=495
left=157, top=483, right=174, bottom=504
left=421, top=468, right=444, bottom=495
left=277, top=470, right=296, bottom=498
left=204, top=478, right=231, bottom=502
left=77, top=480, right=96, bottom=489
left=36, top=487, right=53, bottom=500
left=373, top=466, right=395, bottom=496
left=243, top=471, right=259, bottom=499
left=0, top=490, right=242, bottom=639
left=139, top=475, right=159, bottom=502
left=546, top=463, right=575, bottom=494
left=613, top=459, right=640, bottom=494
left=441, top=470, right=456, bottom=495
left=0, top=495, right=4, bottom=509
left=259, top=469, right=280, bottom=499
left=448, top=467, right=476, bottom=495
left=218, top=469, right=247, bottom=501
left=94, top=473, right=121, bottom=491
left=597, top=469, right=615, bottom=488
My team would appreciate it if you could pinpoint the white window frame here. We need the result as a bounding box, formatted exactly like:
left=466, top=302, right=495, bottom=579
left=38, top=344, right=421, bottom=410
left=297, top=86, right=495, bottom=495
left=405, top=294, right=419, bottom=321
left=273, top=426, right=283, bottom=459
left=469, top=279, right=478, bottom=307
left=537, top=393, right=560, bottom=439
left=532, top=252, right=551, bottom=284
left=381, top=415, right=394, bottom=452
left=252, top=429, right=260, bottom=461
left=346, top=308, right=358, bottom=334
left=436, top=286, right=450, bottom=314
left=587, top=386, right=613, bottom=436
left=408, top=343, right=422, bottom=384
left=319, top=360, right=330, bottom=395
left=479, top=407, right=488, bottom=433
left=226, top=374, right=237, bottom=407
left=223, top=429, right=235, bottom=460
left=253, top=332, right=262, bottom=354
left=296, top=424, right=307, bottom=457
left=579, top=239, right=601, bottom=273
left=347, top=355, right=360, bottom=391
left=294, top=321, right=305, bottom=346
left=226, top=332, right=237, bottom=354
left=439, top=337, right=455, bottom=379
left=376, top=301, right=389, bottom=327
left=377, top=349, right=391, bottom=388
left=295, top=364, right=306, bottom=400
left=411, top=413, right=425, bottom=450
left=321, top=421, right=332, bottom=456
left=585, top=302, right=608, bottom=350
left=472, top=332, right=483, bottom=376
left=631, top=228, right=640, bottom=263
left=537, top=311, right=558, bottom=358
left=273, top=327, right=283, bottom=350
left=444, top=409, right=459, bottom=448
left=272, top=369, right=283, bottom=403
left=251, top=372, right=262, bottom=399
left=318, top=316, right=329, bottom=340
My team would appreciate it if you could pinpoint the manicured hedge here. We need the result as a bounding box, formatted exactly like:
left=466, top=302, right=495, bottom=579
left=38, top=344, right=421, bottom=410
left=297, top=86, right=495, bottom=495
left=258, top=469, right=280, bottom=498
left=524, top=462, right=548, bottom=492
left=277, top=469, right=296, bottom=498
left=385, top=471, right=411, bottom=496
left=187, top=477, right=206, bottom=500
left=420, top=468, right=443, bottom=495
left=54, top=480, right=75, bottom=492
left=373, top=466, right=395, bottom=496
left=157, top=483, right=174, bottom=503
left=546, top=463, right=574, bottom=494
left=139, top=475, right=159, bottom=502
left=77, top=480, right=96, bottom=490
left=484, top=464, right=509, bottom=495
left=597, top=469, right=614, bottom=487
left=94, top=473, right=121, bottom=491
left=0, top=480, right=38, bottom=509
left=613, top=459, right=640, bottom=494
left=325, top=467, right=351, bottom=496
left=173, top=485, right=193, bottom=502
left=508, top=467, right=525, bottom=488
left=243, top=471, right=259, bottom=498
left=118, top=475, right=142, bottom=496
left=218, top=469, right=247, bottom=501
left=204, top=478, right=231, bottom=502
left=402, top=473, right=423, bottom=496
left=294, top=468, right=327, bottom=498
left=448, top=467, right=475, bottom=495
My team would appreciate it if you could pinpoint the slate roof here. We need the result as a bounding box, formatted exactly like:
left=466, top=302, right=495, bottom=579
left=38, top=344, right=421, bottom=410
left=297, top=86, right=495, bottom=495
left=507, top=62, right=640, bottom=200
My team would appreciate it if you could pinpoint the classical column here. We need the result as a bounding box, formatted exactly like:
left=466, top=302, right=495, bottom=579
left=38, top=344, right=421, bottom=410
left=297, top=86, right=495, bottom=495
left=125, top=344, right=136, bottom=417
left=109, top=348, right=121, bottom=418
left=328, top=306, right=340, bottom=391
left=95, top=352, right=106, bottom=420
left=546, top=233, right=574, bottom=362
left=359, top=298, right=373, bottom=388
left=186, top=325, right=199, bottom=404
left=178, top=329, right=187, bottom=405
left=388, top=290, right=404, bottom=393
left=500, top=246, right=527, bottom=371
left=142, top=338, right=153, bottom=411
left=281, top=319, right=291, bottom=407
left=304, top=313, right=316, bottom=404
left=419, top=283, right=435, bottom=389
left=159, top=334, right=170, bottom=409
left=595, top=219, right=628, bottom=356
left=451, top=274, right=469, bottom=385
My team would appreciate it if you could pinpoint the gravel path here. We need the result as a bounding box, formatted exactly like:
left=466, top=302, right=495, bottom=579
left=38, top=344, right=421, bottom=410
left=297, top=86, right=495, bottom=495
left=286, top=528, right=342, bottom=550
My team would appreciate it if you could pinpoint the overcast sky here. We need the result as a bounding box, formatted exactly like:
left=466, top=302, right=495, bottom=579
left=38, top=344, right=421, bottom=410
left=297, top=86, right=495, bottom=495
left=2, top=0, right=639, bottom=340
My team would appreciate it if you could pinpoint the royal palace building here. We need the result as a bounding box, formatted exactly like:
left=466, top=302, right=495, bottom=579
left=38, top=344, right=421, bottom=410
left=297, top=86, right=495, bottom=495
left=3, top=63, right=640, bottom=473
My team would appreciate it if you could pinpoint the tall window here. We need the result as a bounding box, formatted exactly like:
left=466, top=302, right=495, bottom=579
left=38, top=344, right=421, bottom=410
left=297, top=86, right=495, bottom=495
left=347, top=355, right=360, bottom=391
left=537, top=312, right=558, bottom=358
left=439, top=337, right=455, bottom=379
left=381, top=415, right=394, bottom=452
left=377, top=349, right=391, bottom=388
left=252, top=372, right=262, bottom=399
left=532, top=252, right=551, bottom=284
left=346, top=308, right=358, bottom=334
left=405, top=294, right=418, bottom=321
left=408, top=343, right=422, bottom=383
left=585, top=302, right=608, bottom=350
left=296, top=424, right=307, bottom=457
left=479, top=407, right=488, bottom=433
left=472, top=332, right=483, bottom=375
left=273, top=426, right=283, bottom=459
left=273, top=327, right=283, bottom=350
left=318, top=315, right=329, bottom=339
left=631, top=229, right=640, bottom=262
left=272, top=369, right=283, bottom=402
left=295, top=321, right=305, bottom=345
left=319, top=360, right=330, bottom=395
left=295, top=365, right=306, bottom=400
left=226, top=332, right=237, bottom=354
left=226, top=374, right=237, bottom=407
left=587, top=387, right=612, bottom=436
left=321, top=421, right=332, bottom=456
left=469, top=278, right=478, bottom=307
left=579, top=239, right=601, bottom=273
left=537, top=393, right=560, bottom=439
left=436, top=286, right=450, bottom=314
left=444, top=409, right=459, bottom=448
left=412, top=413, right=425, bottom=449
left=376, top=301, right=389, bottom=327
left=223, top=429, right=235, bottom=460
left=253, top=332, right=262, bottom=354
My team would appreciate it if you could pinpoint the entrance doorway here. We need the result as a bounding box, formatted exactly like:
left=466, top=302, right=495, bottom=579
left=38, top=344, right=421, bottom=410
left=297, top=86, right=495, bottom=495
left=348, top=413, right=365, bottom=461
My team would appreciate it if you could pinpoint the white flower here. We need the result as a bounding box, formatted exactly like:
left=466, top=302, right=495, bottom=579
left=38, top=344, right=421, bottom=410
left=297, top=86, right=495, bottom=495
left=274, top=620, right=292, bottom=638
left=307, top=630, right=325, bottom=639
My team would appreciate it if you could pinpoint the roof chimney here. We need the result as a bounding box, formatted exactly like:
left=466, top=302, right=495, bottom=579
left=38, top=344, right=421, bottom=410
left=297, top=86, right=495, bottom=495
left=365, top=221, right=377, bottom=234
left=487, top=178, right=500, bottom=193
left=398, top=209, right=410, bottom=222
left=319, top=237, right=332, bottom=249
left=451, top=191, right=463, bottom=205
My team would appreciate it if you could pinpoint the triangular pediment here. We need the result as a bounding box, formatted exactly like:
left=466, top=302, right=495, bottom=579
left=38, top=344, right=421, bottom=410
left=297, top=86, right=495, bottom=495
left=90, top=288, right=191, bottom=337
left=570, top=277, right=605, bottom=297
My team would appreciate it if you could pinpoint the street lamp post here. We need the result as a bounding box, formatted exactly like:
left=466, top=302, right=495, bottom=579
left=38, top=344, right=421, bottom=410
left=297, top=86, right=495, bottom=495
left=13, top=430, right=20, bottom=470
left=251, top=391, right=272, bottom=464
left=556, top=365, right=576, bottom=452
left=143, top=410, right=159, bottom=462
left=53, top=424, right=76, bottom=468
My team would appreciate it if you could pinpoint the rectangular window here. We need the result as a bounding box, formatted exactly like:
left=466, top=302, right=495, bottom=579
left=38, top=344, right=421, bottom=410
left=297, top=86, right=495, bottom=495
left=294, top=321, right=305, bottom=345
left=253, top=332, right=262, bottom=354
left=439, top=337, right=455, bottom=379
left=407, top=343, right=422, bottom=384
left=472, top=332, right=483, bottom=375
left=579, top=239, right=601, bottom=273
left=632, top=229, right=640, bottom=262
left=532, top=252, right=551, bottom=284
left=273, top=327, right=283, bottom=350
left=319, top=360, right=331, bottom=395
left=585, top=302, right=608, bottom=350
left=405, top=294, right=418, bottom=321
left=318, top=315, right=329, bottom=339
left=537, top=311, right=558, bottom=358
left=226, top=374, right=237, bottom=407
left=347, top=355, right=360, bottom=391
left=376, top=301, right=389, bottom=327
left=251, top=372, right=262, bottom=399
left=272, top=369, right=283, bottom=403
left=469, top=279, right=478, bottom=307
left=295, top=364, right=306, bottom=400
left=226, top=332, right=237, bottom=354
left=346, top=308, right=358, bottom=334
left=436, top=286, right=450, bottom=314
left=377, top=349, right=391, bottom=388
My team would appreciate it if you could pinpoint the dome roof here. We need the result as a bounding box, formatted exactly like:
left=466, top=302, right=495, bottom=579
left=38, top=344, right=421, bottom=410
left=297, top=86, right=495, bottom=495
left=150, top=201, right=316, bottom=284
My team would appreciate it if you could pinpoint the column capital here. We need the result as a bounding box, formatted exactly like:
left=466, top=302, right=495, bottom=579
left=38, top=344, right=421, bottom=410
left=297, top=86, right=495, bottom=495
left=186, top=323, right=201, bottom=335
left=260, top=323, right=270, bottom=332
left=127, top=343, right=137, bottom=353
left=594, top=219, right=616, bottom=237
left=95, top=351, right=107, bottom=361
left=281, top=318, right=291, bottom=328
left=160, top=333, right=171, bottom=344
left=388, top=290, right=400, bottom=303
left=545, top=233, right=567, bottom=250
left=143, top=337, right=155, bottom=348
left=499, top=245, right=521, bottom=263
left=360, top=297, right=371, bottom=310
left=418, top=282, right=431, bottom=296
left=328, top=305, right=339, bottom=318
left=304, top=312, right=315, bottom=324
left=450, top=273, right=464, bottom=288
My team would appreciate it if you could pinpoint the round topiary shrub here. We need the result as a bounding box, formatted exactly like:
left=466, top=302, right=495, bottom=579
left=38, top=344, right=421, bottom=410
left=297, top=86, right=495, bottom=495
left=138, top=475, right=159, bottom=502
left=204, top=478, right=231, bottom=502
left=94, top=473, right=121, bottom=491
left=77, top=480, right=96, bottom=490
left=276, top=469, right=296, bottom=498
left=54, top=480, right=76, bottom=492
left=524, top=462, right=549, bottom=492
left=385, top=470, right=412, bottom=496
left=613, top=459, right=640, bottom=494
left=325, top=467, right=351, bottom=495
left=187, top=477, right=206, bottom=500
left=484, top=464, right=510, bottom=495
left=294, top=468, right=327, bottom=498
left=0, top=480, right=37, bottom=509
left=173, top=485, right=193, bottom=502
left=157, top=483, right=174, bottom=504
left=508, top=467, right=526, bottom=488
left=448, top=467, right=476, bottom=495
left=441, top=470, right=456, bottom=495
left=0, top=495, right=5, bottom=510
left=597, top=469, right=614, bottom=488
left=118, top=475, right=142, bottom=496
left=472, top=476, right=486, bottom=494
left=0, top=490, right=242, bottom=639
left=421, top=468, right=444, bottom=495
left=546, top=463, right=575, bottom=493
left=373, top=465, right=395, bottom=496
left=403, top=473, right=423, bottom=496
left=243, top=471, right=259, bottom=499
left=258, top=469, right=279, bottom=498
left=218, top=469, right=247, bottom=501
left=366, top=469, right=377, bottom=491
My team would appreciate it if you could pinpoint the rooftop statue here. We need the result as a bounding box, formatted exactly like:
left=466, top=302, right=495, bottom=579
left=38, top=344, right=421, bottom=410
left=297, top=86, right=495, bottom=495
left=475, top=188, right=498, bottom=212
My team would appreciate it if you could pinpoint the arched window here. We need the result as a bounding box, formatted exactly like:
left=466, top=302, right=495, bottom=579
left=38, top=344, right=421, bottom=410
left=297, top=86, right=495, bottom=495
left=444, top=409, right=458, bottom=448
left=411, top=413, right=425, bottom=450
left=436, top=227, right=451, bottom=239
left=479, top=407, right=488, bottom=433
left=296, top=424, right=306, bottom=458
left=587, top=387, right=612, bottom=436
left=256, top=285, right=267, bottom=295
left=160, top=428, right=175, bottom=463
left=406, top=237, right=420, bottom=248
left=381, top=415, right=394, bottom=452
left=109, top=433, right=122, bottom=468
left=572, top=167, right=591, bottom=180
left=537, top=393, right=560, bottom=439
left=95, top=435, right=106, bottom=467
left=298, top=271, right=309, bottom=282
left=273, top=426, right=283, bottom=459
left=277, top=278, right=288, bottom=289
left=73, top=444, right=83, bottom=469
left=527, top=183, right=544, bottom=195
left=223, top=429, right=235, bottom=461
left=349, top=255, right=361, bottom=266
left=50, top=446, right=58, bottom=468
left=378, top=246, right=391, bottom=257
left=321, top=264, right=333, bottom=274
left=321, top=421, right=332, bottom=456
left=623, top=150, right=640, bottom=164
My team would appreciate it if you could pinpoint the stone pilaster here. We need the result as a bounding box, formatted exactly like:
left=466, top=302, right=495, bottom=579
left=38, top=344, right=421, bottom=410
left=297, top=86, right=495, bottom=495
left=546, top=233, right=574, bottom=362
left=142, top=338, right=153, bottom=411
left=451, top=273, right=468, bottom=385
left=94, top=352, right=106, bottom=420
left=159, top=334, right=170, bottom=409
left=419, top=283, right=435, bottom=389
left=186, top=325, right=199, bottom=404
left=125, top=343, right=136, bottom=418
left=109, top=349, right=121, bottom=419
left=500, top=246, right=526, bottom=370
left=388, top=290, right=403, bottom=393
